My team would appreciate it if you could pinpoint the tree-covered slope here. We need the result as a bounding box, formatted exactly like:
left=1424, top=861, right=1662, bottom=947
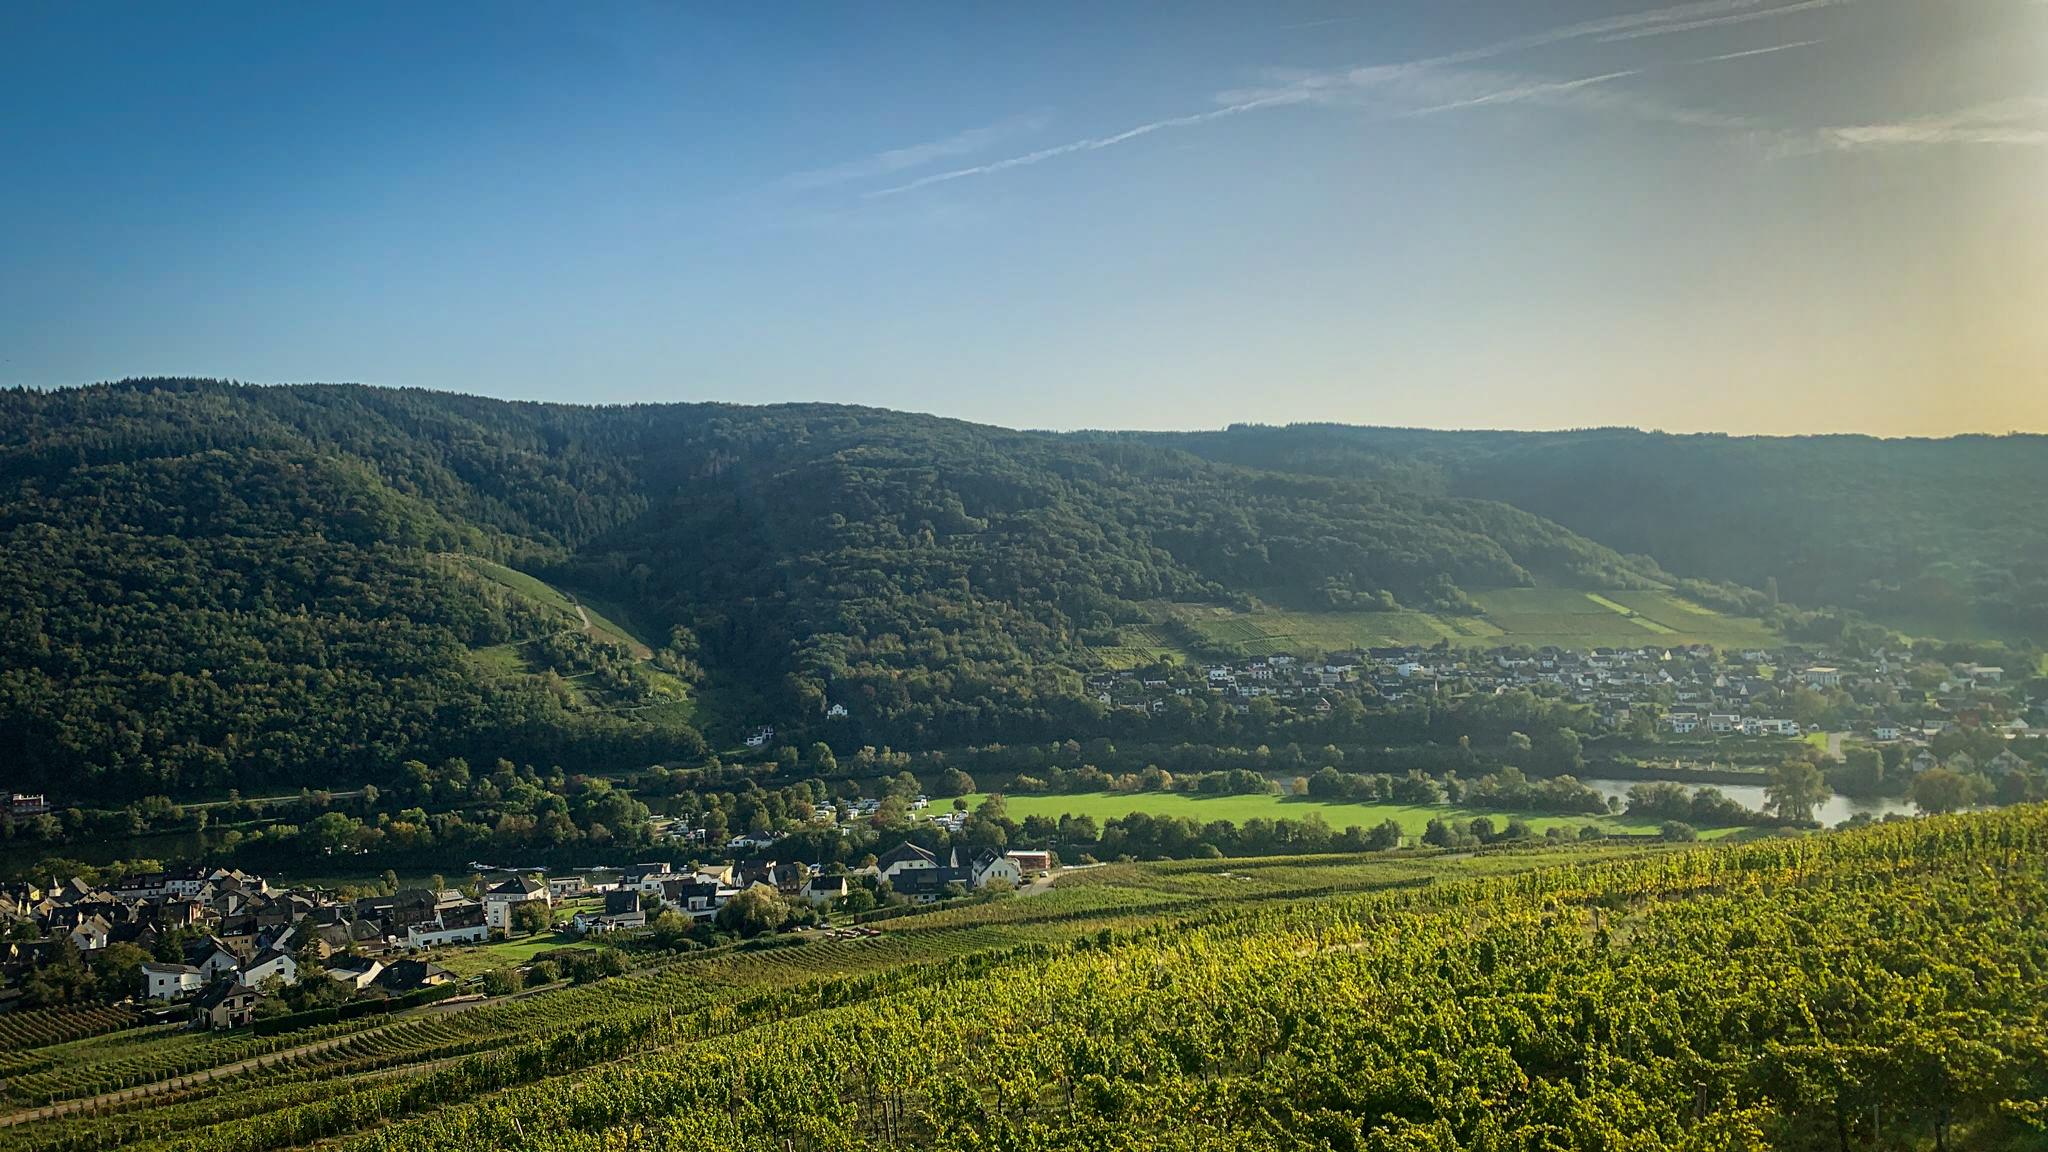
left=1, top=380, right=1650, bottom=799
left=1145, top=424, right=2048, bottom=637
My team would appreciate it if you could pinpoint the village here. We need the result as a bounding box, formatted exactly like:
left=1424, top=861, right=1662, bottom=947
left=0, top=841, right=1052, bottom=1031
left=1083, top=642, right=2040, bottom=748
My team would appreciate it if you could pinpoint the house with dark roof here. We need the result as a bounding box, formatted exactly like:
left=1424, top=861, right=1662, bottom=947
left=373, top=959, right=455, bottom=994
left=325, top=955, right=385, bottom=991
left=575, top=889, right=647, bottom=933
left=193, top=981, right=259, bottom=1030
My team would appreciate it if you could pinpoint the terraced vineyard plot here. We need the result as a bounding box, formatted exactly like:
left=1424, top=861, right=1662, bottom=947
left=0, top=1006, right=139, bottom=1053
left=1140, top=587, right=1772, bottom=659
left=0, top=845, right=1665, bottom=1151
left=58, top=808, right=2040, bottom=1152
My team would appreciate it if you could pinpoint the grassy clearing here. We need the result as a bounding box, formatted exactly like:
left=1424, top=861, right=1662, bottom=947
left=960, top=789, right=1738, bottom=840
left=430, top=931, right=598, bottom=977
left=451, top=555, right=650, bottom=655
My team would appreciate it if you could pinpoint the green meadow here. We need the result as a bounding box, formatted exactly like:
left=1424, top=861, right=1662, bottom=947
left=960, top=788, right=1738, bottom=841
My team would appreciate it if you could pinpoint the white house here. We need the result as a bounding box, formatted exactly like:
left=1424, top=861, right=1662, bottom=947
left=951, top=847, right=1024, bottom=890
left=483, top=875, right=551, bottom=931
left=141, top=962, right=205, bottom=1001
left=238, top=948, right=299, bottom=989
left=1800, top=666, right=1843, bottom=689
left=799, top=875, right=849, bottom=907
left=190, top=937, right=241, bottom=981
left=874, top=842, right=941, bottom=882
left=405, top=905, right=490, bottom=951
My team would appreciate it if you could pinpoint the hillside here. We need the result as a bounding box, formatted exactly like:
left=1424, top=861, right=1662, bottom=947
left=1142, top=424, right=2048, bottom=640
left=0, top=808, right=2040, bottom=1150
left=2, top=380, right=1669, bottom=799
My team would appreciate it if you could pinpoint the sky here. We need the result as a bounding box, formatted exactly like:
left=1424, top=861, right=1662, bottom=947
left=1, top=1, right=2043, bottom=435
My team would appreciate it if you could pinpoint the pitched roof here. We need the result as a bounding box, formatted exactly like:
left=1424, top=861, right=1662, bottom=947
left=875, top=842, right=938, bottom=870
left=374, top=959, right=453, bottom=992
left=195, top=981, right=256, bottom=1011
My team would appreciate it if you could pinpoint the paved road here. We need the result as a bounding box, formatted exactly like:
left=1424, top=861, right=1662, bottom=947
left=1020, top=864, right=1103, bottom=897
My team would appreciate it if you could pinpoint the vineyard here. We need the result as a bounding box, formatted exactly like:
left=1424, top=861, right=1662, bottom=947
left=1, top=812, right=2044, bottom=1149
left=0, top=1006, right=138, bottom=1053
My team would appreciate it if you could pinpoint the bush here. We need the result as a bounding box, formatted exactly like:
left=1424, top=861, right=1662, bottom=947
left=480, top=967, right=524, bottom=996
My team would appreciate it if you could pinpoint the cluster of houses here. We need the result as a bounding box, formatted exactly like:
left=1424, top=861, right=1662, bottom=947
left=571, top=858, right=844, bottom=934
left=574, top=843, right=1043, bottom=931
left=0, top=865, right=554, bottom=1026
left=1089, top=652, right=1359, bottom=715
left=1087, top=644, right=2041, bottom=742
left=661, top=793, right=943, bottom=849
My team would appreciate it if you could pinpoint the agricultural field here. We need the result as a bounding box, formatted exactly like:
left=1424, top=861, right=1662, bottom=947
left=0, top=842, right=1642, bottom=1150
left=2, top=810, right=2038, bottom=1150
left=1129, top=587, right=1776, bottom=659
left=960, top=788, right=1741, bottom=839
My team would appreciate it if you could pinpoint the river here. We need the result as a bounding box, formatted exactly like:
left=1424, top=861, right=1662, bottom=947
left=1578, top=778, right=1921, bottom=827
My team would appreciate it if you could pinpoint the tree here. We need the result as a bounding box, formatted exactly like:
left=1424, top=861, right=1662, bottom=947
left=1765, top=759, right=1830, bottom=823
left=511, top=900, right=554, bottom=935
left=90, top=943, right=150, bottom=1002
left=1365, top=819, right=1404, bottom=851
left=1912, top=768, right=1978, bottom=815
left=1659, top=820, right=1698, bottom=842
left=715, top=883, right=790, bottom=937
left=1421, top=818, right=1453, bottom=848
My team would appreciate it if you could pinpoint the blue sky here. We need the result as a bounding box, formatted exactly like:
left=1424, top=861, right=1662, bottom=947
left=2, top=1, right=2042, bottom=434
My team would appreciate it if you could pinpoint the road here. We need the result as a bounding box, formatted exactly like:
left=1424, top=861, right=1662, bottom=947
left=187, top=788, right=366, bottom=810
left=1020, top=863, right=1103, bottom=897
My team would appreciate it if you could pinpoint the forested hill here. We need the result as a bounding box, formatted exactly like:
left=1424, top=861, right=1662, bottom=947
left=1135, top=424, right=2048, bottom=638
left=2, top=380, right=1649, bottom=800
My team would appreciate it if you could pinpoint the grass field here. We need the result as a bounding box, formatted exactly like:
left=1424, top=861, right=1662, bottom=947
left=430, top=931, right=599, bottom=977
left=1126, top=587, right=1776, bottom=659
left=961, top=788, right=1739, bottom=840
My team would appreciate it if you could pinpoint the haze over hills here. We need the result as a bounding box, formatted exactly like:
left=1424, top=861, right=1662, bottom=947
left=3, top=379, right=2040, bottom=800
left=1139, top=424, right=2048, bottom=639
